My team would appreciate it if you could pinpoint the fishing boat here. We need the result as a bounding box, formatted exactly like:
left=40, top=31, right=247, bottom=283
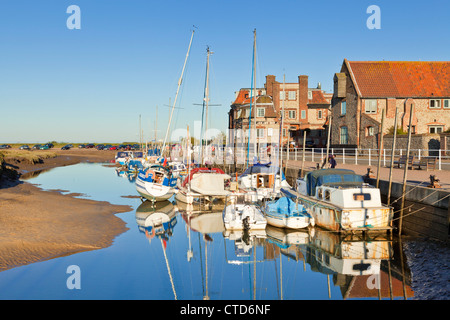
left=238, top=162, right=291, bottom=200
left=135, top=165, right=178, bottom=202
left=282, top=168, right=393, bottom=233
left=263, top=196, right=314, bottom=229
left=222, top=192, right=267, bottom=231
left=175, top=167, right=231, bottom=204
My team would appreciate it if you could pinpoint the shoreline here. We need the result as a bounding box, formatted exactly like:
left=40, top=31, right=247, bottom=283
left=0, top=149, right=132, bottom=272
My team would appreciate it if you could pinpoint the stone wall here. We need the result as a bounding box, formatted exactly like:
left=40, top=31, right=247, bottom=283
left=383, top=134, right=441, bottom=156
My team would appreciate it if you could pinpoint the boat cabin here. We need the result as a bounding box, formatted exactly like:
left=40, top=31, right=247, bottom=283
left=239, top=163, right=285, bottom=189
left=297, top=169, right=382, bottom=208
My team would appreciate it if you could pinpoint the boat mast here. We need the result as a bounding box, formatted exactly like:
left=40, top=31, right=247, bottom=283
left=200, top=46, right=212, bottom=165
left=246, top=29, right=256, bottom=167
left=161, top=30, right=195, bottom=158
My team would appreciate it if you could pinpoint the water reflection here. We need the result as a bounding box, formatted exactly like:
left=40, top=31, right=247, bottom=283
left=173, top=197, right=413, bottom=300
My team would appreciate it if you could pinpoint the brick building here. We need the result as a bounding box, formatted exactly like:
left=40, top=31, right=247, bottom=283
left=228, top=74, right=331, bottom=149
left=331, top=59, right=450, bottom=150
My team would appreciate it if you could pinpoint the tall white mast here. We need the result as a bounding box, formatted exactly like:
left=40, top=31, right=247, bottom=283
left=200, top=46, right=212, bottom=165
left=161, top=30, right=195, bottom=157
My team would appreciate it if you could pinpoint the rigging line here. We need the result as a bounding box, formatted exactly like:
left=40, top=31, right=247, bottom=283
left=390, top=192, right=450, bottom=222
left=388, top=179, right=429, bottom=206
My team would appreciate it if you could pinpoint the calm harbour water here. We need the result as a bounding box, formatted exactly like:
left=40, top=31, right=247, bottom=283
left=0, top=162, right=415, bottom=300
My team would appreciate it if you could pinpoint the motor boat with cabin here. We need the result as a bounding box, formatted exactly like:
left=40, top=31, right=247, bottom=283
left=222, top=192, right=267, bottom=231
left=175, top=167, right=231, bottom=204
left=281, top=168, right=393, bottom=233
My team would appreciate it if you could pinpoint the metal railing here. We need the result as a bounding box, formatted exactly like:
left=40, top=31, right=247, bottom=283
left=177, top=146, right=450, bottom=171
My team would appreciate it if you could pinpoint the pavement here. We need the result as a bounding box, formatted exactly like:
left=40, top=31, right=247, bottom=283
left=286, top=159, right=450, bottom=191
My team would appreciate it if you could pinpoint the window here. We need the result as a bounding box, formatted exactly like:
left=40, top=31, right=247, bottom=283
left=367, top=126, right=375, bottom=136
left=340, top=126, right=348, bottom=144
left=430, top=99, right=441, bottom=109
left=429, top=125, right=443, bottom=133
left=317, top=188, right=323, bottom=199
left=308, top=90, right=312, bottom=99
left=318, top=110, right=323, bottom=119
left=288, top=91, right=296, bottom=100
left=301, top=110, right=306, bottom=119
left=341, top=101, right=346, bottom=115
left=282, top=128, right=286, bottom=137
left=256, top=107, right=265, bottom=117
left=353, top=193, right=371, bottom=201
left=407, top=125, right=416, bottom=134
left=444, top=99, right=450, bottom=109
left=324, top=190, right=331, bottom=201
left=256, top=128, right=265, bottom=138
left=280, top=91, right=286, bottom=100
left=365, top=99, right=377, bottom=114
left=288, top=110, right=296, bottom=119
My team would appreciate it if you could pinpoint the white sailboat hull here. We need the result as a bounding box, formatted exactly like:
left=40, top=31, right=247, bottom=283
left=136, top=177, right=176, bottom=202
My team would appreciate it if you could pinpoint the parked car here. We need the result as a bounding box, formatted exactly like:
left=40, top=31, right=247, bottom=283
left=85, top=144, right=95, bottom=148
left=78, top=144, right=86, bottom=148
left=19, top=145, right=30, bottom=150
left=45, top=143, right=54, bottom=149
left=96, top=144, right=105, bottom=150
left=32, top=144, right=42, bottom=150
left=40, top=145, right=49, bottom=150
left=61, top=144, right=71, bottom=150
left=0, top=144, right=11, bottom=149
left=103, top=144, right=112, bottom=150
left=109, top=146, right=118, bottom=150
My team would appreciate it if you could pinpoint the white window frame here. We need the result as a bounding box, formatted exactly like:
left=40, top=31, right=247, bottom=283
left=308, top=90, right=312, bottom=99
left=301, top=110, right=306, bottom=119
left=430, top=99, right=441, bottom=109
left=340, top=126, right=348, bottom=144
left=443, top=99, right=450, bottom=109
left=365, top=99, right=377, bottom=114
left=318, top=110, right=323, bottom=119
left=341, top=101, right=346, bottom=115
left=367, top=126, right=375, bottom=136
left=288, top=110, right=296, bottom=119
left=256, top=107, right=265, bottom=117
left=429, top=125, right=443, bottom=133
left=288, top=91, right=296, bottom=100
left=256, top=128, right=265, bottom=138
left=280, top=91, right=286, bottom=100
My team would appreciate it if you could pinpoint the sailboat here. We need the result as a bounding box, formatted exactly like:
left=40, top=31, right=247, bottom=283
left=136, top=30, right=195, bottom=202
left=237, top=30, right=291, bottom=200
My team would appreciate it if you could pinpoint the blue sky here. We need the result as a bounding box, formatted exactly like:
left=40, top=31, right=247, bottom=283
left=1, top=0, right=449, bottom=143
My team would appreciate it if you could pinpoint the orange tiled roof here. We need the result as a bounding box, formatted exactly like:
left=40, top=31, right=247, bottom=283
left=347, top=60, right=450, bottom=98
left=309, top=90, right=331, bottom=105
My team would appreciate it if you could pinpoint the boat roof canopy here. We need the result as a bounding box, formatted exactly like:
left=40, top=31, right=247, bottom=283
left=305, top=169, right=364, bottom=196
left=240, top=162, right=284, bottom=177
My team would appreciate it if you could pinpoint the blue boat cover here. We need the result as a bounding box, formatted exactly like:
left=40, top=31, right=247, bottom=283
left=240, top=162, right=286, bottom=180
left=265, top=197, right=309, bottom=217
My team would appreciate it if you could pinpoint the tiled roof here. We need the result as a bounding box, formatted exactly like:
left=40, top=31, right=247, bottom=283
left=308, top=90, right=331, bottom=105
left=232, top=88, right=265, bottom=105
left=347, top=60, right=450, bottom=98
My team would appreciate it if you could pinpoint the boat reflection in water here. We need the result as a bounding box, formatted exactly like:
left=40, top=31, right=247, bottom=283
left=132, top=192, right=413, bottom=299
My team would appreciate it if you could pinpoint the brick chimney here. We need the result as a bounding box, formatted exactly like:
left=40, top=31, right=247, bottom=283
left=265, top=75, right=276, bottom=97
left=298, top=75, right=308, bottom=124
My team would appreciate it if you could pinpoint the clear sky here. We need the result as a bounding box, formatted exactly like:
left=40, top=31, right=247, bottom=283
left=1, top=0, right=449, bottom=143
